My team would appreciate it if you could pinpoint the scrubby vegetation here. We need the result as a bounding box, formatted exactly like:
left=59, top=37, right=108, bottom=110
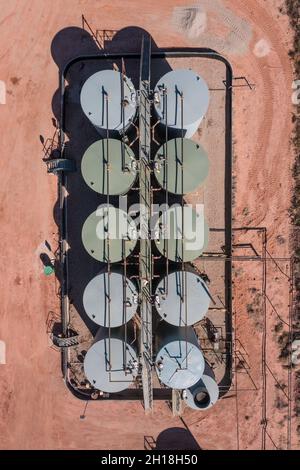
left=283, top=1, right=300, bottom=229
left=277, top=331, right=290, bottom=360
left=246, top=290, right=263, bottom=331
left=283, top=0, right=300, bottom=436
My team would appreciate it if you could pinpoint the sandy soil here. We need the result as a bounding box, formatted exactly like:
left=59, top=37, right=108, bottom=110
left=0, top=0, right=297, bottom=450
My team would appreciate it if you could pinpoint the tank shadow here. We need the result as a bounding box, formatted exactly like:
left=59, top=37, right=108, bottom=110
left=155, top=427, right=201, bottom=450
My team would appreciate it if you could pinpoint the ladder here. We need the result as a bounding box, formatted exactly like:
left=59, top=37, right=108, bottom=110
left=52, top=334, right=79, bottom=348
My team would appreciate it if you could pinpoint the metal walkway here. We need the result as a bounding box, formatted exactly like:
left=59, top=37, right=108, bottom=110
left=46, top=158, right=76, bottom=174
left=139, top=35, right=153, bottom=412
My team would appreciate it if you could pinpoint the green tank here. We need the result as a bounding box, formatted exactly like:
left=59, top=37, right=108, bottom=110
left=154, top=205, right=209, bottom=262
left=154, top=138, right=209, bottom=194
left=82, top=207, right=137, bottom=263
left=81, top=139, right=137, bottom=195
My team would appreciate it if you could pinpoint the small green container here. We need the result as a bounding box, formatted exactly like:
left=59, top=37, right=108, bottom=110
left=44, top=265, right=55, bottom=276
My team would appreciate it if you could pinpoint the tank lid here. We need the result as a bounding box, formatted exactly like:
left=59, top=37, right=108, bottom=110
left=154, top=138, right=209, bottom=194
left=82, top=207, right=137, bottom=262
left=80, top=70, right=136, bottom=131
left=155, top=339, right=205, bottom=389
left=81, top=139, right=137, bottom=195
left=84, top=337, right=138, bottom=393
left=154, top=205, right=209, bottom=262
left=83, top=271, right=138, bottom=327
left=154, top=69, right=209, bottom=134
left=155, top=271, right=210, bottom=326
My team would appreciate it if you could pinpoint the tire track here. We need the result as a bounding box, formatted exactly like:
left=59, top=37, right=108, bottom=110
left=233, top=0, right=293, bottom=228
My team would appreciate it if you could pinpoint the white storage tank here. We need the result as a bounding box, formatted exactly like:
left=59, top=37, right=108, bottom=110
left=155, top=270, right=210, bottom=326
left=184, top=363, right=219, bottom=410
left=155, top=323, right=205, bottom=389
left=84, top=326, right=138, bottom=393
left=153, top=69, right=209, bottom=138
left=80, top=70, right=137, bottom=136
left=83, top=269, right=138, bottom=327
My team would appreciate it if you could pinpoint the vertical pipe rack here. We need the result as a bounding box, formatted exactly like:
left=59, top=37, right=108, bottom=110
left=138, top=35, right=153, bottom=411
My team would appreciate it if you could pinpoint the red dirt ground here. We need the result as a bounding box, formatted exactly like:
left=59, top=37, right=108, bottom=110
left=0, top=0, right=298, bottom=450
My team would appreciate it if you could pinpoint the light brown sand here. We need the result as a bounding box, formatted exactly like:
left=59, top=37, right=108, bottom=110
left=0, top=0, right=297, bottom=450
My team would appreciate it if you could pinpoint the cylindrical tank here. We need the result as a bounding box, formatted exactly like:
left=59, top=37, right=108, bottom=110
left=83, top=269, right=138, bottom=327
left=84, top=326, right=138, bottom=393
left=155, top=271, right=210, bottom=326
left=154, top=138, right=209, bottom=195
left=184, top=363, right=219, bottom=410
left=80, top=70, right=137, bottom=135
left=155, top=323, right=205, bottom=389
left=154, top=205, right=209, bottom=262
left=153, top=69, right=209, bottom=138
left=81, top=139, right=137, bottom=195
left=82, top=206, right=137, bottom=262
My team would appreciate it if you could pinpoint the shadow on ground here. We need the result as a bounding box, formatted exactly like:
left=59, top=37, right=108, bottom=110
left=145, top=427, right=202, bottom=450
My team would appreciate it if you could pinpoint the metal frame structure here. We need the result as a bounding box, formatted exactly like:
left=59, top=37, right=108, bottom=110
left=138, top=36, right=153, bottom=411
left=55, top=45, right=233, bottom=407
